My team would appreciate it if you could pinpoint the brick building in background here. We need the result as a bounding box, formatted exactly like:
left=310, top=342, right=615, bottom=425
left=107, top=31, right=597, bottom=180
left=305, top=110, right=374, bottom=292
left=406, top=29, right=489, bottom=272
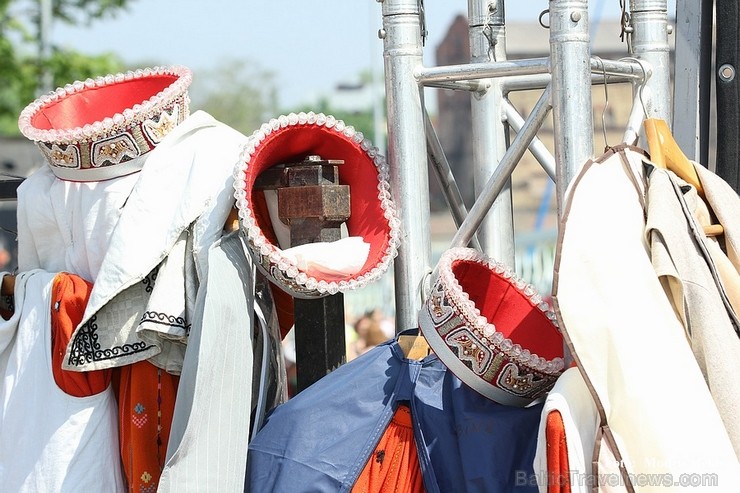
left=433, top=15, right=474, bottom=212
left=431, top=16, right=652, bottom=231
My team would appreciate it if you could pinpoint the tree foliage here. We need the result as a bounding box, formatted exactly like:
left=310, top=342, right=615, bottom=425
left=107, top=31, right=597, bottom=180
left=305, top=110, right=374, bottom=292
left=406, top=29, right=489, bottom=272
left=51, top=0, right=131, bottom=24
left=296, top=98, right=379, bottom=146
left=0, top=0, right=375, bottom=143
left=189, top=58, right=278, bottom=136
left=0, top=47, right=126, bottom=134
left=0, top=0, right=131, bottom=135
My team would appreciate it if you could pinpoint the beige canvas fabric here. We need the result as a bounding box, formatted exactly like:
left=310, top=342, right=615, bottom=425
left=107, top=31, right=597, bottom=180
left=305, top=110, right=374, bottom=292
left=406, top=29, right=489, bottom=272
left=553, top=145, right=739, bottom=492
left=645, top=165, right=740, bottom=456
left=694, top=165, right=740, bottom=317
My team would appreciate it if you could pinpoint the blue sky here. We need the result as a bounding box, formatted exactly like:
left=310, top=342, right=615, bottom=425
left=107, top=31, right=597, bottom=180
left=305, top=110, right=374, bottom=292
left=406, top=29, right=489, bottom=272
left=50, top=1, right=671, bottom=109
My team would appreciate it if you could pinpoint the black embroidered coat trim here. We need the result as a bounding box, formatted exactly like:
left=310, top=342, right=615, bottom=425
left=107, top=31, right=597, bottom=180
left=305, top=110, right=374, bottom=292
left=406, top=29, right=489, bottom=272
left=66, top=314, right=153, bottom=367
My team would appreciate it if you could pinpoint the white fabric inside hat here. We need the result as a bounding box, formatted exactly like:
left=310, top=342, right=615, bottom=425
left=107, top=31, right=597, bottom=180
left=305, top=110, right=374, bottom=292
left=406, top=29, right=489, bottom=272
left=264, top=189, right=366, bottom=276
left=282, top=237, right=370, bottom=277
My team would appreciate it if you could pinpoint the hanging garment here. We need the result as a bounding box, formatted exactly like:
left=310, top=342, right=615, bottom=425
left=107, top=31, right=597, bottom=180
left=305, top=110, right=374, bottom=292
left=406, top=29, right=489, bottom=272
left=17, top=110, right=255, bottom=490
left=157, top=232, right=255, bottom=493
left=247, top=330, right=543, bottom=493
left=54, top=110, right=249, bottom=373
left=19, top=165, right=192, bottom=373
left=15, top=67, right=260, bottom=492
left=114, top=361, right=178, bottom=493
left=544, top=411, right=570, bottom=493
left=532, top=367, right=601, bottom=493
left=17, top=110, right=248, bottom=373
left=50, top=273, right=112, bottom=397
left=17, top=169, right=141, bottom=282
left=48, top=272, right=176, bottom=492
left=694, top=162, right=740, bottom=270
left=0, top=270, right=125, bottom=492
left=249, top=272, right=290, bottom=438
left=351, top=404, right=425, bottom=493
left=644, top=164, right=740, bottom=456
left=694, top=163, right=740, bottom=318
left=553, top=144, right=739, bottom=491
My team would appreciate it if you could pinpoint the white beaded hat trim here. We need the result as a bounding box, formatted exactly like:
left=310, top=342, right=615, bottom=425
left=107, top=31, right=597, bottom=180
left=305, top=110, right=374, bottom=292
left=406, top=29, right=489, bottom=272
left=19, top=65, right=192, bottom=181
left=233, top=111, right=401, bottom=298
left=419, top=247, right=565, bottom=406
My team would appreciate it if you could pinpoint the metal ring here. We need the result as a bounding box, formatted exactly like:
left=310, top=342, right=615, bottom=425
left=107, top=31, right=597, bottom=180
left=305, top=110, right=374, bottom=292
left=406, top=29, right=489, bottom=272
left=539, top=9, right=550, bottom=29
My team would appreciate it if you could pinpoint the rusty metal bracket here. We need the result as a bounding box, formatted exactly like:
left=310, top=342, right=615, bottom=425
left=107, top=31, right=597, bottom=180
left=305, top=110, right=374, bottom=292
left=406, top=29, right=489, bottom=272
left=255, top=155, right=351, bottom=392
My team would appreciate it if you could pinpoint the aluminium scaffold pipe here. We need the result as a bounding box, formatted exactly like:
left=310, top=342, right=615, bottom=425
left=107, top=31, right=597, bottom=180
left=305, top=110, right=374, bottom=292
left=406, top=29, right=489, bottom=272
left=449, top=84, right=553, bottom=250
left=469, top=0, right=515, bottom=266
left=381, top=0, right=433, bottom=331
left=423, top=109, right=483, bottom=252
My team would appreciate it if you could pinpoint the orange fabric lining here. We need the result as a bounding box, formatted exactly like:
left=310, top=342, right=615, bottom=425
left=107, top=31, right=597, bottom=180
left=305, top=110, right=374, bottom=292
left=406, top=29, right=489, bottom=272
left=51, top=273, right=111, bottom=397
left=352, top=404, right=425, bottom=493
left=113, top=361, right=179, bottom=493
left=546, top=410, right=571, bottom=493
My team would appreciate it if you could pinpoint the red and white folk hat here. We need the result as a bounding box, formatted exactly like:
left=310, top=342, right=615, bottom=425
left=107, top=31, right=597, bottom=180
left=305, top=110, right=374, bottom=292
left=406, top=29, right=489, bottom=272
left=18, top=65, right=192, bottom=182
left=419, top=247, right=565, bottom=407
left=233, top=112, right=401, bottom=298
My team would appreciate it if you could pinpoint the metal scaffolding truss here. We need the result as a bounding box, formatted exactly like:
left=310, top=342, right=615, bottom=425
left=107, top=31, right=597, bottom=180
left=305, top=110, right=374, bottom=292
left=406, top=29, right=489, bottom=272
left=379, top=0, right=697, bottom=331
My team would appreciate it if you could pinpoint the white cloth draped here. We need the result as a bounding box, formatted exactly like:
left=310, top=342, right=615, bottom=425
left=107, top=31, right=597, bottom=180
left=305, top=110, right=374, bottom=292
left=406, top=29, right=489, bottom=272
left=16, top=110, right=257, bottom=490
left=158, top=232, right=255, bottom=492
left=533, top=367, right=598, bottom=493
left=20, top=111, right=250, bottom=372
left=0, top=270, right=125, bottom=493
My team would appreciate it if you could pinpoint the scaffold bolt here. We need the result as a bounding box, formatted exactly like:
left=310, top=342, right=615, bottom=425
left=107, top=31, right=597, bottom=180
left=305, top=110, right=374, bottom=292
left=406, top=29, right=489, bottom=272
left=719, top=64, right=736, bottom=83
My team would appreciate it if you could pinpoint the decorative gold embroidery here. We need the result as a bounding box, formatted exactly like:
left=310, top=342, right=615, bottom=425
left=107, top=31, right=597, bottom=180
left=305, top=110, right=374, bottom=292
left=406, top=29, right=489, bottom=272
left=44, top=144, right=80, bottom=168
left=446, top=328, right=490, bottom=374
left=143, top=105, right=180, bottom=143
left=91, top=134, right=140, bottom=167
left=498, top=363, right=554, bottom=397
left=431, top=294, right=444, bottom=317
left=504, top=366, right=534, bottom=392
left=428, top=282, right=454, bottom=325
left=100, top=141, right=128, bottom=160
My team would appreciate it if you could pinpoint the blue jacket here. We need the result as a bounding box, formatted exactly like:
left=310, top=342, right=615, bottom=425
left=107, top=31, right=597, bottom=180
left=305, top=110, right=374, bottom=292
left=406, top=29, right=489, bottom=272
left=247, top=330, right=542, bottom=492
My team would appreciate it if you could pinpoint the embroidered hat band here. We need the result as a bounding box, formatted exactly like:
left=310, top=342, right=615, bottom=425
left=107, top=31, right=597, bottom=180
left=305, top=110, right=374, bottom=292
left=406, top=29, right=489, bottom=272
left=419, top=247, right=565, bottom=407
left=18, top=65, right=192, bottom=182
